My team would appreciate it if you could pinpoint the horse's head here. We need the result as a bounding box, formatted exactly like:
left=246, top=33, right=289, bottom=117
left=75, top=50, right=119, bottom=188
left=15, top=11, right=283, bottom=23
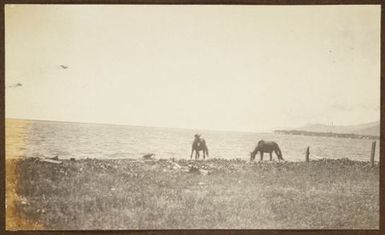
left=250, top=150, right=257, bottom=161
left=194, top=134, right=201, bottom=140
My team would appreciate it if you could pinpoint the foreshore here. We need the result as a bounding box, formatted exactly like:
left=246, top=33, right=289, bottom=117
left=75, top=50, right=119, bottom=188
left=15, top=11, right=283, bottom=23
left=6, top=157, right=379, bottom=230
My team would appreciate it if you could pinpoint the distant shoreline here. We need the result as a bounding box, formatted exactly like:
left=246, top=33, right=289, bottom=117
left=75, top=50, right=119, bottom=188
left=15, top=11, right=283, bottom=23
left=274, top=129, right=379, bottom=140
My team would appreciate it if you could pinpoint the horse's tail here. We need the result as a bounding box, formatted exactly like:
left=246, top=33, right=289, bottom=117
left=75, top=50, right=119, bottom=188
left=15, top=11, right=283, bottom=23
left=202, top=139, right=209, bottom=157
left=276, top=144, right=284, bottom=160
left=204, top=144, right=209, bottom=157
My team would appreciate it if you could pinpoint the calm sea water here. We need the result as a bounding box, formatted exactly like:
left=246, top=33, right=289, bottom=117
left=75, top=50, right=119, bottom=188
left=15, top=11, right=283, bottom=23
left=6, top=119, right=380, bottom=162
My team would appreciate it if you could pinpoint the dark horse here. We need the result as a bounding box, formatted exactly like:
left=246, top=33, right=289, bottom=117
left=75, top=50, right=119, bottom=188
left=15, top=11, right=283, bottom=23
left=250, top=140, right=284, bottom=161
left=190, top=134, right=209, bottom=160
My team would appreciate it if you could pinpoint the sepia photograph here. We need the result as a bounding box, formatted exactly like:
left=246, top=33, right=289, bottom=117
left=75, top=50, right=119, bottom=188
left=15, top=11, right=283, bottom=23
left=5, top=4, right=380, bottom=230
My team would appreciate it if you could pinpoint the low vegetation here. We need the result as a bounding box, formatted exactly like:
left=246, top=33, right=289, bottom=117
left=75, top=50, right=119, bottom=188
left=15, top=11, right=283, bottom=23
left=6, top=157, right=379, bottom=230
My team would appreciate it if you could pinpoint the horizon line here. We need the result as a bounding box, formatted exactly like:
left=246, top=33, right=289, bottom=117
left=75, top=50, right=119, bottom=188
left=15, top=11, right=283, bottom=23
left=5, top=117, right=379, bottom=133
left=5, top=117, right=273, bottom=134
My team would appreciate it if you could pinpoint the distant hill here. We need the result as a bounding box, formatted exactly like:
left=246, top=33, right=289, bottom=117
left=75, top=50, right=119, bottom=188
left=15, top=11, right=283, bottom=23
left=354, top=125, right=380, bottom=136
left=296, top=121, right=380, bottom=137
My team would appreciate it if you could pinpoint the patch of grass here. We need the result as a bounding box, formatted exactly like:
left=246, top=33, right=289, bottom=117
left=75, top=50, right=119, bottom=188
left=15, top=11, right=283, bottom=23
left=7, top=158, right=379, bottom=229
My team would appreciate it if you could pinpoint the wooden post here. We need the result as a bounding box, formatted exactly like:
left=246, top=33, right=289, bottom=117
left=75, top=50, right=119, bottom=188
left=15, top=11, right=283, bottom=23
left=370, top=141, right=376, bottom=167
left=305, top=146, right=310, bottom=162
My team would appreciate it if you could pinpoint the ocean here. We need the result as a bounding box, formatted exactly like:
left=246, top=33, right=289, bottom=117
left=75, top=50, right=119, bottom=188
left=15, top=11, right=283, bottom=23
left=6, top=119, right=380, bottom=162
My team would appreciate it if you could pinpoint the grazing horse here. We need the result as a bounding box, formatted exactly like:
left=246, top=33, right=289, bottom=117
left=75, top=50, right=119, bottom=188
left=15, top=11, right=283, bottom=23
left=190, top=134, right=209, bottom=160
left=250, top=140, right=284, bottom=161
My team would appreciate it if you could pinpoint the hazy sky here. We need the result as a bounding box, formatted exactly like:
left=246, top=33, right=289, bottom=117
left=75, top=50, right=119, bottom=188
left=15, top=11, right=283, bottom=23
left=5, top=5, right=380, bottom=132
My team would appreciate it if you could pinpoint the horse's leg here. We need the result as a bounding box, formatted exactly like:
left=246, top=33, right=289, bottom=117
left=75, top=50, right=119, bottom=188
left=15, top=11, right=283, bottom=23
left=190, top=149, right=194, bottom=159
left=260, top=152, right=264, bottom=161
left=269, top=152, right=273, bottom=161
left=203, top=150, right=206, bottom=160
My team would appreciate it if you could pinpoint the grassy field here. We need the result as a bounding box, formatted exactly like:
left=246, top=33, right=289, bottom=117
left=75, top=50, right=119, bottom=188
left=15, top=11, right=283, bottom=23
left=6, top=157, right=379, bottom=230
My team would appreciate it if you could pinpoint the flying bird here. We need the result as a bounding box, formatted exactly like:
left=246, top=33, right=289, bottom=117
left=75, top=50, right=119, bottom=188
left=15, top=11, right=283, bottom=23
left=60, top=65, right=68, bottom=69
left=8, top=83, right=22, bottom=88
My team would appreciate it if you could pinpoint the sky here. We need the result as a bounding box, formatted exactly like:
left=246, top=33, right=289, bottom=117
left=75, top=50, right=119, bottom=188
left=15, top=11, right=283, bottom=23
left=5, top=5, right=381, bottom=132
